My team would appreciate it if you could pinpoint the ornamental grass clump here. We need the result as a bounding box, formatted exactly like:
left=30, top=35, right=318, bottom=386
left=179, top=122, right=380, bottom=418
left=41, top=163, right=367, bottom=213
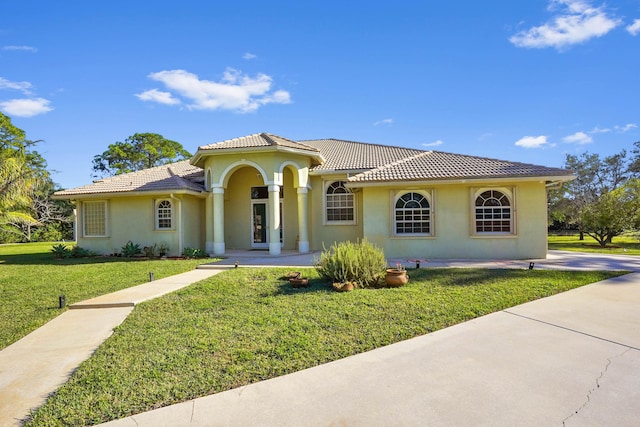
left=315, top=239, right=386, bottom=288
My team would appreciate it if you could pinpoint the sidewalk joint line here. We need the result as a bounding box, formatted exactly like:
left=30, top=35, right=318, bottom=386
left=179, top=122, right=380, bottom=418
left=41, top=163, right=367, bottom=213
left=502, top=310, right=639, bottom=351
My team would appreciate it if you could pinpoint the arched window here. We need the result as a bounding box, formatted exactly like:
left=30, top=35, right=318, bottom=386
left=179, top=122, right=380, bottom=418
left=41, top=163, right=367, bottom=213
left=326, top=181, right=354, bottom=222
left=156, top=200, right=173, bottom=229
left=475, top=190, right=512, bottom=233
left=395, top=192, right=430, bottom=235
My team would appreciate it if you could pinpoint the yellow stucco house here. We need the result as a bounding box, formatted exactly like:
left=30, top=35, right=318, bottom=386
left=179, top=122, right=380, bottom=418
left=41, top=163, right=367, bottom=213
left=54, top=133, right=574, bottom=259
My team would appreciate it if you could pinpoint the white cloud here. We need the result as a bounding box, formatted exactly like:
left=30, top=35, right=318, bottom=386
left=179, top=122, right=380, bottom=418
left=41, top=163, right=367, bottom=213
left=2, top=45, right=37, bottom=52
left=563, top=131, right=593, bottom=144
left=0, top=77, right=33, bottom=95
left=509, top=0, right=621, bottom=50
left=373, top=118, right=393, bottom=126
left=135, top=88, right=180, bottom=105
left=243, top=52, right=257, bottom=60
left=0, top=98, right=53, bottom=117
left=422, top=140, right=443, bottom=147
left=627, top=19, right=640, bottom=36
left=515, top=135, right=550, bottom=148
left=590, top=126, right=611, bottom=133
left=615, top=123, right=638, bottom=132
left=138, top=68, right=291, bottom=113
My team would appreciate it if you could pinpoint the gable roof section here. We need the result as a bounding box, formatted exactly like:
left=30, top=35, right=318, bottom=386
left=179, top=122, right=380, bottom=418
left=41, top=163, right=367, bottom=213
left=198, top=132, right=320, bottom=152
left=348, top=150, right=573, bottom=183
left=54, top=160, right=204, bottom=197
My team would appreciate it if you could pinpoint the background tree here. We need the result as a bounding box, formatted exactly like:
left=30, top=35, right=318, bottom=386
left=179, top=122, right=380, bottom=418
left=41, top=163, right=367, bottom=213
left=551, top=147, right=640, bottom=245
left=92, top=133, right=192, bottom=177
left=0, top=113, right=42, bottom=232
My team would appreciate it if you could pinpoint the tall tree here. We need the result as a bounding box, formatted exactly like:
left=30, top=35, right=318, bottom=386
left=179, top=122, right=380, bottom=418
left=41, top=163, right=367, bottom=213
left=0, top=113, right=43, bottom=230
left=92, top=133, right=192, bottom=177
left=554, top=147, right=640, bottom=244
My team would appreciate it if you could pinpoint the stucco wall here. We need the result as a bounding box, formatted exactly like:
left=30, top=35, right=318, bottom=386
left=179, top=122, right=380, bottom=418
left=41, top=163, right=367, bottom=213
left=361, top=181, right=548, bottom=259
left=76, top=194, right=204, bottom=257
left=308, top=175, right=364, bottom=251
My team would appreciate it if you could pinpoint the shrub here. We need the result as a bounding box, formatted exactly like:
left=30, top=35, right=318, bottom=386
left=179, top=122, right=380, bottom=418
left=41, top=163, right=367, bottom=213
left=182, top=247, right=206, bottom=259
left=315, top=239, right=386, bottom=288
left=71, top=246, right=99, bottom=258
left=142, top=244, right=157, bottom=258
left=121, top=241, right=142, bottom=257
left=51, top=243, right=72, bottom=259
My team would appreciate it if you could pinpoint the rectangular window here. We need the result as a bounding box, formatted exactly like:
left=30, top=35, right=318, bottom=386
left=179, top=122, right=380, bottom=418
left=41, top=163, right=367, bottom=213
left=83, top=201, right=107, bottom=237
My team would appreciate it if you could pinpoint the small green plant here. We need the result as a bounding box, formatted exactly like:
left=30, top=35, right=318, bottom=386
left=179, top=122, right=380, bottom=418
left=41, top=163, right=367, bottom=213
left=142, top=244, right=157, bottom=258
left=315, top=239, right=386, bottom=288
left=181, top=247, right=206, bottom=259
left=71, top=246, right=99, bottom=258
left=121, top=241, right=142, bottom=257
left=158, top=242, right=169, bottom=257
left=51, top=243, right=72, bottom=259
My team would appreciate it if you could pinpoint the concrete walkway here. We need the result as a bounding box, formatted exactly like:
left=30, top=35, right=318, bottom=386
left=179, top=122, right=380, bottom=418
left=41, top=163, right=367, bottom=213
left=99, top=270, right=640, bottom=427
left=0, top=268, right=229, bottom=426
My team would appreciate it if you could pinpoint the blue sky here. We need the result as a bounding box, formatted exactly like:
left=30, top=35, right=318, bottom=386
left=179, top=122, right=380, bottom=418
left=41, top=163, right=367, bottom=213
left=1, top=0, right=639, bottom=189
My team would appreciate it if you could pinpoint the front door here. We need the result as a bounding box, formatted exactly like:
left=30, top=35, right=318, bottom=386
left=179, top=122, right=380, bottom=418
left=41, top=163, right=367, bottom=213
left=251, top=200, right=284, bottom=249
left=252, top=202, right=268, bottom=248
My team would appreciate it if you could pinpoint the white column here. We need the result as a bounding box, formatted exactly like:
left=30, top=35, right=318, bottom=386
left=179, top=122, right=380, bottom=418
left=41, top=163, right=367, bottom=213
left=297, top=187, right=309, bottom=253
left=205, top=193, right=214, bottom=254
left=212, top=187, right=225, bottom=255
left=268, top=184, right=281, bottom=255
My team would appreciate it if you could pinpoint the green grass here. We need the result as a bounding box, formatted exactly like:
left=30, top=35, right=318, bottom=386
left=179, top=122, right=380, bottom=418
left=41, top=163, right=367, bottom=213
left=0, top=242, right=216, bottom=350
left=26, top=267, right=623, bottom=426
left=548, top=234, right=640, bottom=255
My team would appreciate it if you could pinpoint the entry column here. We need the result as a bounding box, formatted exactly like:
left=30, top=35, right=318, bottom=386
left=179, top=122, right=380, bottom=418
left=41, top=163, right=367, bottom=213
left=297, top=187, right=309, bottom=253
left=268, top=184, right=281, bottom=255
left=212, top=187, right=225, bottom=255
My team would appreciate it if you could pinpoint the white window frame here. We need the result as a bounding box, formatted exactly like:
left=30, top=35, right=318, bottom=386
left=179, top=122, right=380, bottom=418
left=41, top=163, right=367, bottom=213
left=392, top=190, right=433, bottom=237
left=472, top=187, right=516, bottom=236
left=155, top=199, right=174, bottom=230
left=324, top=180, right=356, bottom=225
left=82, top=200, right=108, bottom=237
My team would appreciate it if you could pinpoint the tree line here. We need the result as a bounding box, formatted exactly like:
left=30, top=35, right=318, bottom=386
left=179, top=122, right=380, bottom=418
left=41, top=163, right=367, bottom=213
left=0, top=112, right=190, bottom=243
left=549, top=142, right=640, bottom=247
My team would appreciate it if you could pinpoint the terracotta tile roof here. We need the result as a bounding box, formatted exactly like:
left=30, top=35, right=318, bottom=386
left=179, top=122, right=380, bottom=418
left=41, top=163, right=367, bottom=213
left=348, top=150, right=573, bottom=182
left=198, top=132, right=320, bottom=153
left=301, top=138, right=424, bottom=171
left=55, top=134, right=572, bottom=197
left=54, top=160, right=204, bottom=197
left=303, top=138, right=571, bottom=181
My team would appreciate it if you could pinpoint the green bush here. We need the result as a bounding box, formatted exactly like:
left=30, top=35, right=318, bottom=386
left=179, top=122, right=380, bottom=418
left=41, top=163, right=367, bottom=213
left=142, top=244, right=157, bottom=258
left=181, top=247, right=206, bottom=259
left=71, top=246, right=99, bottom=258
left=315, top=239, right=386, bottom=288
left=121, top=241, right=142, bottom=257
left=51, top=243, right=72, bottom=259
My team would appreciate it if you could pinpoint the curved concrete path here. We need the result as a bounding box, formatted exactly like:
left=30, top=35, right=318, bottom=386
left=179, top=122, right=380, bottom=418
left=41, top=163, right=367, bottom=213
left=0, top=268, right=229, bottom=426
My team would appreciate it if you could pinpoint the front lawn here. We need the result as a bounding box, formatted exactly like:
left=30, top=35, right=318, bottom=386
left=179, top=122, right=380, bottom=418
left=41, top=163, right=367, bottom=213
left=26, top=267, right=622, bottom=426
left=548, top=234, right=640, bottom=255
left=0, top=242, right=216, bottom=350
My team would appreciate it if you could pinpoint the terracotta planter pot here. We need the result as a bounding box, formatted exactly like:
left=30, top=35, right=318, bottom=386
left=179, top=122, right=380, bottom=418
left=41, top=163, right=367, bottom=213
left=333, top=282, right=354, bottom=292
left=289, top=277, right=309, bottom=288
left=385, top=269, right=408, bottom=287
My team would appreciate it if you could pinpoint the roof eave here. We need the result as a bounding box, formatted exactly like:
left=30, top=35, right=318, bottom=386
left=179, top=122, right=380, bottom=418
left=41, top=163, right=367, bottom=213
left=346, top=174, right=576, bottom=188
left=52, top=188, right=207, bottom=200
